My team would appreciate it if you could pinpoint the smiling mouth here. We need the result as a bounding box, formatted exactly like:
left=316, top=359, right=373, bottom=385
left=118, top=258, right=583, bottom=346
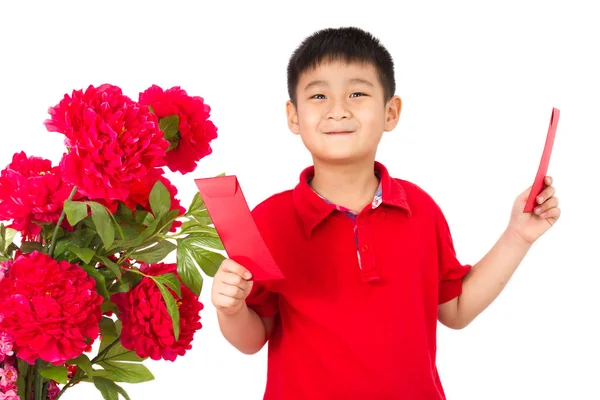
left=324, top=131, right=354, bottom=135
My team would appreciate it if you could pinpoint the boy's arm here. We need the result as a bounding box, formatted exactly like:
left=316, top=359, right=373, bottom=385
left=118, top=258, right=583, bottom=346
left=438, top=230, right=530, bottom=329
left=212, top=259, right=276, bottom=354
left=218, top=306, right=275, bottom=355
left=438, top=177, right=560, bottom=329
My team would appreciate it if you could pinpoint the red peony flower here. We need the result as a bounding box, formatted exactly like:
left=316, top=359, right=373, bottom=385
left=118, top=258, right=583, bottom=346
left=111, top=262, right=203, bottom=361
left=0, top=251, right=103, bottom=365
left=44, top=84, right=169, bottom=203
left=139, top=85, right=218, bottom=174
left=0, top=152, right=77, bottom=241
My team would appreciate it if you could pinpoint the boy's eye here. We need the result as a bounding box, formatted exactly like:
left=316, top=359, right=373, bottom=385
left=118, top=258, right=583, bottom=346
left=311, top=94, right=326, bottom=99
left=350, top=92, right=367, bottom=98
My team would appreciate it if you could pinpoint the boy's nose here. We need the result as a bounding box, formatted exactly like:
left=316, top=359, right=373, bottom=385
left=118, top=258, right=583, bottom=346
left=326, top=100, right=351, bottom=120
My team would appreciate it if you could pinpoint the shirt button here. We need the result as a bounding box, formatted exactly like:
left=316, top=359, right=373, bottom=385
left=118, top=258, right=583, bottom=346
left=361, top=244, right=369, bottom=252
left=381, top=211, right=386, bottom=217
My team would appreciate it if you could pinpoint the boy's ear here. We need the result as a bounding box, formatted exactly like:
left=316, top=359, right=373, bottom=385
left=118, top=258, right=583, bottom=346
left=286, top=100, right=301, bottom=135
left=384, top=95, right=402, bottom=132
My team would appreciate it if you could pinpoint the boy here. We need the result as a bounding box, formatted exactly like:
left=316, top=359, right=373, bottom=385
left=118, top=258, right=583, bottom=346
left=211, top=27, right=560, bottom=399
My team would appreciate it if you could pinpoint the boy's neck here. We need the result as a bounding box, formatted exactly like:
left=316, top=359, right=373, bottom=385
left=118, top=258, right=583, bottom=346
left=310, top=158, right=379, bottom=213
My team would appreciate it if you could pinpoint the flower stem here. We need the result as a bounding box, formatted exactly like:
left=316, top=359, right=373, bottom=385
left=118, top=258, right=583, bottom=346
left=26, top=363, right=34, bottom=399
left=41, top=381, right=49, bottom=400
left=48, top=186, right=78, bottom=257
left=91, top=335, right=121, bottom=363
left=34, top=359, right=44, bottom=400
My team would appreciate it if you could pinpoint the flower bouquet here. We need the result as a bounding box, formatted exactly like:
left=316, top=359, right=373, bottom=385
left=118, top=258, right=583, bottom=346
left=0, top=84, right=222, bottom=399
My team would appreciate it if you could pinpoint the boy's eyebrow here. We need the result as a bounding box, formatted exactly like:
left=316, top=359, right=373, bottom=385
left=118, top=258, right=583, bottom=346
left=304, top=80, right=328, bottom=91
left=348, top=78, right=375, bottom=87
left=303, top=78, right=375, bottom=91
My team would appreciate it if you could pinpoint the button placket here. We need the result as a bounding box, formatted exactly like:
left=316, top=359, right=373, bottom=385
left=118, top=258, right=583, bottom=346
left=356, top=211, right=378, bottom=281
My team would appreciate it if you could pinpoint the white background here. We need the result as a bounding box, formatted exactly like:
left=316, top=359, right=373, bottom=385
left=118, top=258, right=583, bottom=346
left=1, top=1, right=599, bottom=399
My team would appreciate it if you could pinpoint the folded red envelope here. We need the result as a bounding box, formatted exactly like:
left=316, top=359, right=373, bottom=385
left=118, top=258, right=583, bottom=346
left=194, top=175, right=285, bottom=281
left=524, top=107, right=560, bottom=213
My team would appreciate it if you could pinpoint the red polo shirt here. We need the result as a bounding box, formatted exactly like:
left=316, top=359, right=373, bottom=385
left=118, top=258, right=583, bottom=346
left=246, top=162, right=471, bottom=400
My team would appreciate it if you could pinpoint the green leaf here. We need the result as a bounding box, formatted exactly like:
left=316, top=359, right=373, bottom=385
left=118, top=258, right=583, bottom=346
left=134, top=210, right=150, bottom=224
left=154, top=272, right=182, bottom=298
left=81, top=265, right=110, bottom=300
left=99, top=340, right=146, bottom=363
left=99, top=317, right=118, bottom=337
left=186, top=192, right=206, bottom=215
left=4, top=227, right=17, bottom=253
left=133, top=240, right=177, bottom=264
left=93, top=377, right=119, bottom=400
left=39, top=365, right=68, bottom=384
left=190, top=233, right=224, bottom=250
left=154, top=278, right=180, bottom=340
left=72, top=228, right=98, bottom=248
left=20, top=241, right=44, bottom=254
left=97, top=361, right=154, bottom=383
left=159, top=115, right=180, bottom=140
left=114, top=383, right=132, bottom=400
left=176, top=238, right=204, bottom=296
left=189, top=209, right=213, bottom=225
left=180, top=223, right=218, bottom=236
left=196, top=247, right=225, bottom=277
left=115, top=202, right=134, bottom=223
left=95, top=255, right=122, bottom=279
left=68, top=245, right=96, bottom=264
left=64, top=200, right=89, bottom=226
left=89, top=202, right=115, bottom=249
left=131, top=219, right=161, bottom=247
left=119, top=224, right=145, bottom=240
left=101, top=299, right=119, bottom=314
left=149, top=180, right=171, bottom=219
left=98, top=333, right=118, bottom=354
left=67, top=354, right=94, bottom=378
left=179, top=236, right=225, bottom=277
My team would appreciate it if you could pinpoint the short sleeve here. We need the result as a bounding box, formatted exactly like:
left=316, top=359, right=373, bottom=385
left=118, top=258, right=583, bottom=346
left=434, top=204, right=472, bottom=304
left=246, top=280, right=279, bottom=318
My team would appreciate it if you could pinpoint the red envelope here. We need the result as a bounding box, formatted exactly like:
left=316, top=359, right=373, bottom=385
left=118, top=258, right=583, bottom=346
left=194, top=175, right=285, bottom=281
left=524, top=107, right=560, bottom=212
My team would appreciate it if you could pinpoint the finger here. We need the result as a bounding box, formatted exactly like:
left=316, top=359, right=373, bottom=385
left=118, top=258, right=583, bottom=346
left=220, top=259, right=252, bottom=280
left=533, top=197, right=559, bottom=214
left=536, top=185, right=556, bottom=205
left=545, top=176, right=553, bottom=186
left=540, top=207, right=561, bottom=220
left=218, top=284, right=247, bottom=300
left=221, top=272, right=252, bottom=291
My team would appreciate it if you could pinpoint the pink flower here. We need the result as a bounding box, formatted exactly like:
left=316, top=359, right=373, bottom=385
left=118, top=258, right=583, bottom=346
left=0, top=365, right=16, bottom=387
left=47, top=381, right=60, bottom=400
left=139, top=85, right=218, bottom=174
left=0, top=251, right=103, bottom=365
left=0, top=389, right=19, bottom=400
left=45, top=84, right=169, bottom=203
left=0, top=332, right=14, bottom=362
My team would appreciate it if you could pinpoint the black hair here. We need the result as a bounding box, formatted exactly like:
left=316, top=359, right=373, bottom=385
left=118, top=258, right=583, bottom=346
left=287, top=27, right=395, bottom=105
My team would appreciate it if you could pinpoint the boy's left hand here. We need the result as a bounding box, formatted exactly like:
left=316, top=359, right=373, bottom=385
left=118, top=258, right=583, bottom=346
left=508, top=176, right=561, bottom=245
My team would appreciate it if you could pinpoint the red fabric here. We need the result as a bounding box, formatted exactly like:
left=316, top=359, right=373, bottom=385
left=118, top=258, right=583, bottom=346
left=246, top=162, right=471, bottom=399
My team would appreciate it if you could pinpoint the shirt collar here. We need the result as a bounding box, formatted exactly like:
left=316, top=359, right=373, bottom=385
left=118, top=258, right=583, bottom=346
left=292, top=161, right=412, bottom=239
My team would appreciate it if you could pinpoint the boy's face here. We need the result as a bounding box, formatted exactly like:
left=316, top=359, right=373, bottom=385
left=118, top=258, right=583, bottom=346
left=286, top=61, right=401, bottom=165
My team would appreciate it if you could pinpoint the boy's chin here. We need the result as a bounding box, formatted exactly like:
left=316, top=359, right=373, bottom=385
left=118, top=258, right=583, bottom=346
left=313, top=151, right=372, bottom=165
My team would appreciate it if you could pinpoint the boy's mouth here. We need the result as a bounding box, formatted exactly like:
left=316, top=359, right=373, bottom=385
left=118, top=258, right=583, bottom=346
left=324, top=130, right=354, bottom=135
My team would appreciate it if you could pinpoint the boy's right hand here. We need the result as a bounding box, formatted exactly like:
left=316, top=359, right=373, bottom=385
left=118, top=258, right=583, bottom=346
left=211, top=259, right=253, bottom=316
